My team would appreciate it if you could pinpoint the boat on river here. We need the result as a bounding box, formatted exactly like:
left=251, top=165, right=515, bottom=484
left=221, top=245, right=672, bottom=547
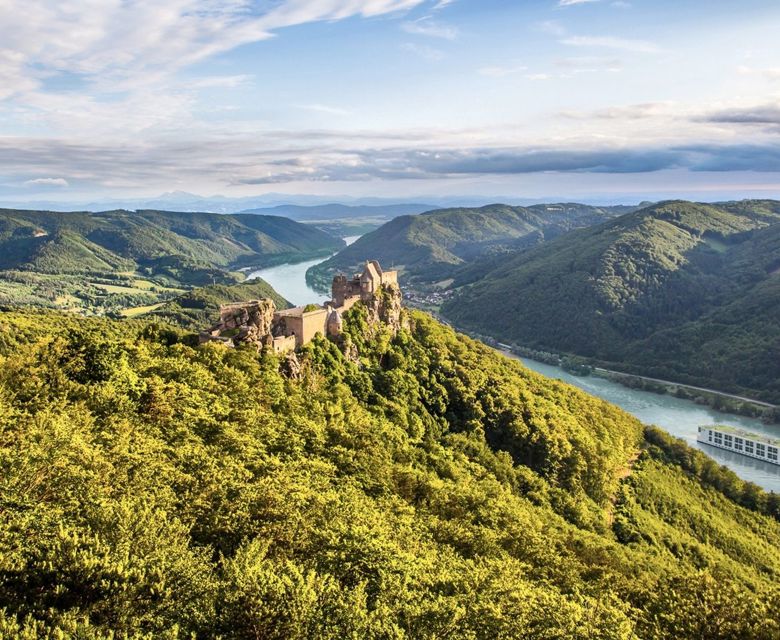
left=697, top=425, right=780, bottom=466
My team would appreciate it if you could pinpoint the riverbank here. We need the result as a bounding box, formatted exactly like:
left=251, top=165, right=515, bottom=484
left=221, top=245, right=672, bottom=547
left=246, top=235, right=361, bottom=307
left=592, top=367, right=779, bottom=418
left=497, top=348, right=780, bottom=493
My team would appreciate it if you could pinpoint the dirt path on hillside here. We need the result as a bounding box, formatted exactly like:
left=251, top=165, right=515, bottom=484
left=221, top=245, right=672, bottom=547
left=606, top=452, right=641, bottom=528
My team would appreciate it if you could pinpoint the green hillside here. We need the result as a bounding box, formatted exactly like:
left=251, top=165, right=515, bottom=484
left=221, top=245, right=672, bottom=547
left=147, top=279, right=292, bottom=330
left=0, top=306, right=778, bottom=638
left=442, top=199, right=780, bottom=403
left=307, top=203, right=636, bottom=290
left=0, top=208, right=342, bottom=315
left=0, top=208, right=342, bottom=272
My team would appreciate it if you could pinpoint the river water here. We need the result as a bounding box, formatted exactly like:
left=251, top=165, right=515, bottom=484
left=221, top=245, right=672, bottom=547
left=246, top=236, right=360, bottom=306
left=246, top=248, right=780, bottom=492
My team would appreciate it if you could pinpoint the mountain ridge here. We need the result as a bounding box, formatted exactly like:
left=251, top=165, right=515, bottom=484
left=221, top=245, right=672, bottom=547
left=442, top=199, right=780, bottom=403
left=306, top=202, right=640, bottom=290
left=0, top=207, right=342, bottom=315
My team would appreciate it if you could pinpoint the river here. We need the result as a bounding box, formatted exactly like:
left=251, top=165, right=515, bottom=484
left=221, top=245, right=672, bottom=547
left=245, top=235, right=360, bottom=306
left=245, top=248, right=780, bottom=492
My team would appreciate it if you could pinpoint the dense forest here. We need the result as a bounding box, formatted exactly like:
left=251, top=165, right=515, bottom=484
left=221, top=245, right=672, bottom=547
left=307, top=203, right=638, bottom=290
left=0, top=302, right=778, bottom=638
left=443, top=200, right=780, bottom=403
left=0, top=208, right=342, bottom=314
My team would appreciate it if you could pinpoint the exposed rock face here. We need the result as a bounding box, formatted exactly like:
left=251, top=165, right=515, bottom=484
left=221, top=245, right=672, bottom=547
left=201, top=299, right=277, bottom=349
left=233, top=324, right=272, bottom=350
left=365, top=283, right=406, bottom=334
left=220, top=300, right=276, bottom=337
left=280, top=351, right=302, bottom=379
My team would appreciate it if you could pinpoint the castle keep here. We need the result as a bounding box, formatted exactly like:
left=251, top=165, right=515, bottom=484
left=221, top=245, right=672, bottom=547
left=332, top=260, right=398, bottom=308
left=200, top=260, right=400, bottom=352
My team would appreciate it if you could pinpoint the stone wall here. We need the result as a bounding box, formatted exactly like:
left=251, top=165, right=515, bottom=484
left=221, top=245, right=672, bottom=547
left=272, top=335, right=297, bottom=354
left=273, top=306, right=329, bottom=348
left=201, top=260, right=401, bottom=354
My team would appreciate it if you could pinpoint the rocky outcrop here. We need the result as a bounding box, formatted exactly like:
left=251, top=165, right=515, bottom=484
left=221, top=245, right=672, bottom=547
left=220, top=300, right=275, bottom=336
left=365, top=283, right=406, bottom=334
left=280, top=351, right=303, bottom=379
left=200, top=299, right=276, bottom=349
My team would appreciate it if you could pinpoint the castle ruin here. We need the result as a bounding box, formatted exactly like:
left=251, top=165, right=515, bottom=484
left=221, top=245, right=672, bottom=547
left=199, top=260, right=400, bottom=353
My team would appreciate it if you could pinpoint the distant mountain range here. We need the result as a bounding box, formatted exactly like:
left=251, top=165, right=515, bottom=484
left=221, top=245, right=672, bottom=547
left=442, top=199, right=780, bottom=403
left=239, top=202, right=434, bottom=221
left=0, top=192, right=434, bottom=215
left=306, top=202, right=640, bottom=289
left=0, top=191, right=651, bottom=215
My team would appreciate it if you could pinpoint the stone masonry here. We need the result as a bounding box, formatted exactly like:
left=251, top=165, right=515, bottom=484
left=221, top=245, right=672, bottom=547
left=199, top=260, right=401, bottom=353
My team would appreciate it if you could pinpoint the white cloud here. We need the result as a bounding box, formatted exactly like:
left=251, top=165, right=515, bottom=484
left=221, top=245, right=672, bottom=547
left=402, top=17, right=458, bottom=39
left=296, top=103, right=352, bottom=116
left=186, top=75, right=254, bottom=89
left=24, top=177, right=69, bottom=187
left=555, top=56, right=623, bottom=73
left=0, top=0, right=427, bottom=135
left=1, top=94, right=777, bottom=194
left=561, top=35, right=661, bottom=54
left=2, top=1, right=426, bottom=83
left=737, top=65, right=780, bottom=81
left=0, top=49, right=40, bottom=100
left=559, top=0, right=600, bottom=6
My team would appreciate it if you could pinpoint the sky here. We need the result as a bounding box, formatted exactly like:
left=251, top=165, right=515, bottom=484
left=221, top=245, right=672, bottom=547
left=1, top=0, right=780, bottom=205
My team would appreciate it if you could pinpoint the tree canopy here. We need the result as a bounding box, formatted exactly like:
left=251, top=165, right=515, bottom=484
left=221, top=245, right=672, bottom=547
left=0, top=306, right=778, bottom=638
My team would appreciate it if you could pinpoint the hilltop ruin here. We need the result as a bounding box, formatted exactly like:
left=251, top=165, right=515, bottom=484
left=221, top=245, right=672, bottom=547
left=199, top=260, right=401, bottom=352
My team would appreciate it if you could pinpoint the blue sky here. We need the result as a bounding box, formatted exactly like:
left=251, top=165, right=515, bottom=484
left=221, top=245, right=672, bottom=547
left=1, top=0, right=779, bottom=204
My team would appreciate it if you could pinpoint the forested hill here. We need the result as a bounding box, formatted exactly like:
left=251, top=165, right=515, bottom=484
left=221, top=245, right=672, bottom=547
left=0, top=305, right=779, bottom=637
left=443, top=199, right=780, bottom=403
left=0, top=208, right=343, bottom=273
left=0, top=208, right=341, bottom=315
left=306, top=202, right=638, bottom=288
left=146, top=279, right=292, bottom=330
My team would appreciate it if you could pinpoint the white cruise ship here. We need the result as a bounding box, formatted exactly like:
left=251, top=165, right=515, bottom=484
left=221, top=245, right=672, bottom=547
left=697, top=426, right=780, bottom=466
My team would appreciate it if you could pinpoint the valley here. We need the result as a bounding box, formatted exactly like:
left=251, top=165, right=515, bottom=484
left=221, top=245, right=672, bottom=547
left=305, top=199, right=780, bottom=406
left=0, top=208, right=343, bottom=315
left=441, top=200, right=780, bottom=405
